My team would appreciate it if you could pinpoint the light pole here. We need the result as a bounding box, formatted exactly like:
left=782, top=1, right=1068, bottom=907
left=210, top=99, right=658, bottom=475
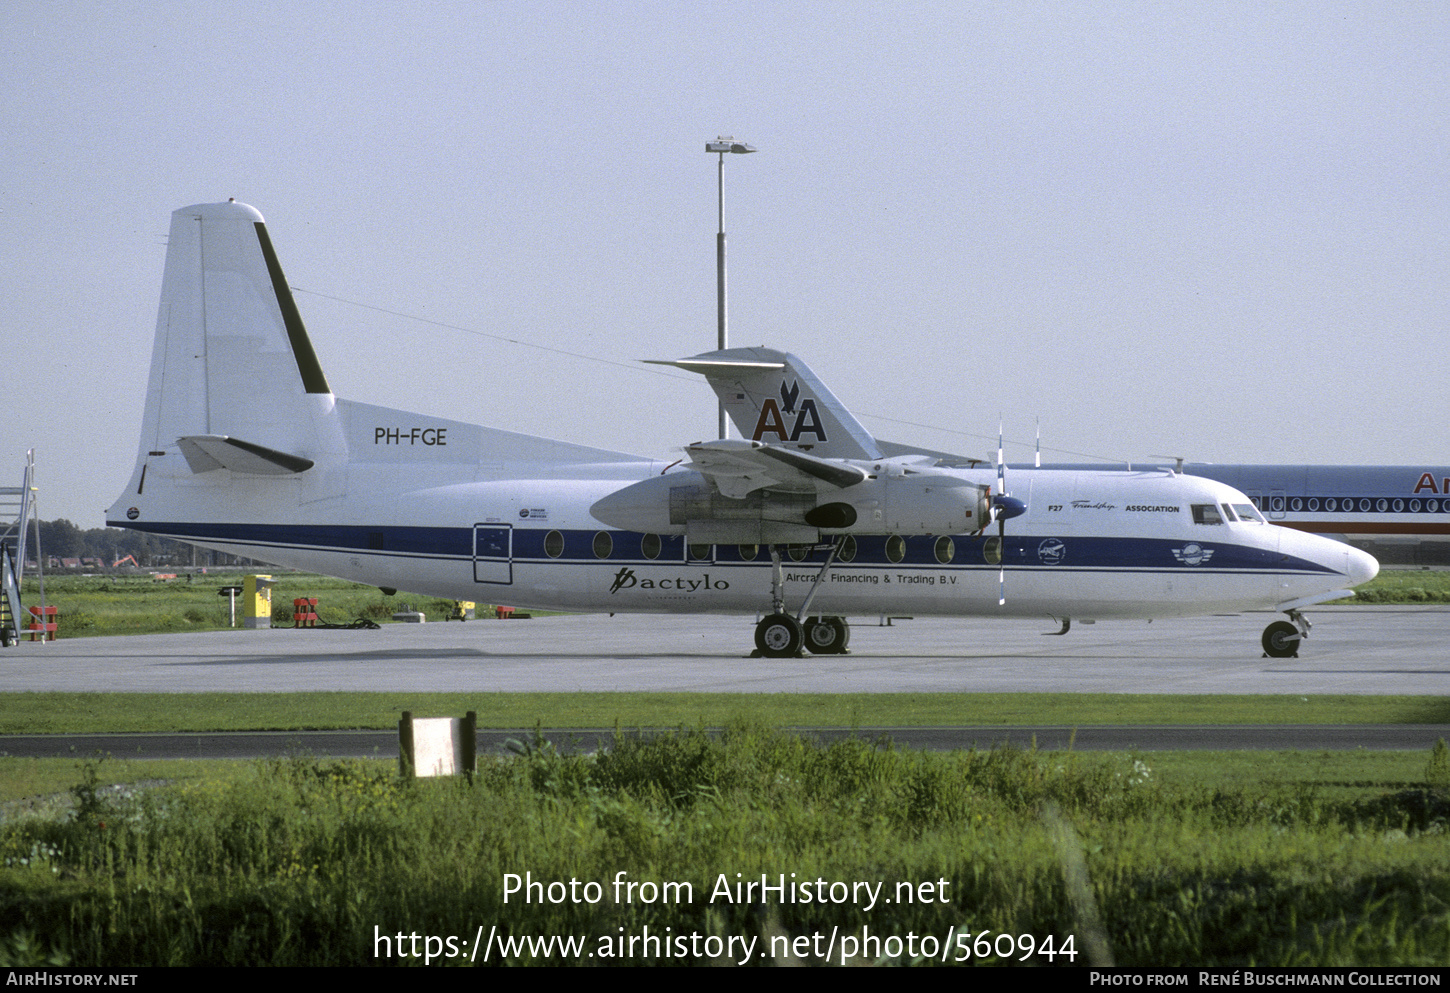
left=706, top=136, right=756, bottom=438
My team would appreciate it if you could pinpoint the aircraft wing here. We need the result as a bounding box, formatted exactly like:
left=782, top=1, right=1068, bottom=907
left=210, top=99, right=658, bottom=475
left=685, top=439, right=868, bottom=499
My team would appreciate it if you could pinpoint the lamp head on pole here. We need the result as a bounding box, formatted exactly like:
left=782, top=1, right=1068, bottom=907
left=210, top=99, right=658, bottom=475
left=706, top=137, right=756, bottom=154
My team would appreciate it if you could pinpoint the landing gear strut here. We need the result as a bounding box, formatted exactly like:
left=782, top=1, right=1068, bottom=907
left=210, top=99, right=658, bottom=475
left=750, top=540, right=852, bottom=658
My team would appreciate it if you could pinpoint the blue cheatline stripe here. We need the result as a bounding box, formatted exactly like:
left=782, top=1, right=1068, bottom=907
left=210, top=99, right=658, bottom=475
left=107, top=521, right=1340, bottom=575
left=114, top=520, right=467, bottom=557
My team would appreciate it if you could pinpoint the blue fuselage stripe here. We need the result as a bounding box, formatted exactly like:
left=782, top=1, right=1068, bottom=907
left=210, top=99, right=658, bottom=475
left=109, top=521, right=1338, bottom=575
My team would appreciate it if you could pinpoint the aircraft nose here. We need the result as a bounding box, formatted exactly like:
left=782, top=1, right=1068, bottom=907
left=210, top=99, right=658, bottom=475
left=1346, top=546, right=1379, bottom=587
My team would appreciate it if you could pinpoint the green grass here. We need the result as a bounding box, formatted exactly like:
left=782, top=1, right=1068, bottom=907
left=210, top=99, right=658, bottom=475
left=3, top=728, right=1448, bottom=967
left=1, top=749, right=1435, bottom=808
left=3, top=691, right=1449, bottom=734
left=0, top=758, right=256, bottom=807
left=1347, top=568, right=1450, bottom=604
left=17, top=573, right=483, bottom=638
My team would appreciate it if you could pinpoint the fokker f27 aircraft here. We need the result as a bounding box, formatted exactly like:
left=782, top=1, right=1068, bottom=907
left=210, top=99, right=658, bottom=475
left=107, top=201, right=1378, bottom=659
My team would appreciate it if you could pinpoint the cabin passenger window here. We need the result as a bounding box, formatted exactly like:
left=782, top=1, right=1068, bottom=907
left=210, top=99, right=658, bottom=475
left=934, top=536, right=955, bottom=564
left=885, top=535, right=906, bottom=563
left=592, top=531, right=613, bottom=559
left=544, top=530, right=565, bottom=558
left=641, top=533, right=661, bottom=560
left=1191, top=504, right=1223, bottom=525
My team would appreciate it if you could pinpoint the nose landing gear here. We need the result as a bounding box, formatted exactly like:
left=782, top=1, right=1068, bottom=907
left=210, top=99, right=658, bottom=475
left=1262, top=609, right=1310, bottom=659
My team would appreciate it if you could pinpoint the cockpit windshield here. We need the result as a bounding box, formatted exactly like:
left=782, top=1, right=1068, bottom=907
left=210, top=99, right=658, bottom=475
left=1232, top=503, right=1266, bottom=523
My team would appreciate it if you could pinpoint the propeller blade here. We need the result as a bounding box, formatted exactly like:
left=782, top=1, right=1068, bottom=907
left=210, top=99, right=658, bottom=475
left=998, top=514, right=1006, bottom=605
left=997, top=419, right=1005, bottom=493
left=997, top=421, right=1007, bottom=604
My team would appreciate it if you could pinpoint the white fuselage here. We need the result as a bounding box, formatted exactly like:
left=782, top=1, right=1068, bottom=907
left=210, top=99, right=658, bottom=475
left=116, top=435, right=1375, bottom=622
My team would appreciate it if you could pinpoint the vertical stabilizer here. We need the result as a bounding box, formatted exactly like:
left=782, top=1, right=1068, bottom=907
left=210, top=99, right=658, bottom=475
left=647, top=347, right=882, bottom=460
left=137, top=201, right=338, bottom=465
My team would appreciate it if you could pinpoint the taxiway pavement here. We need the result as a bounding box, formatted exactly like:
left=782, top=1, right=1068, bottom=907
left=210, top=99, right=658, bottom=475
left=0, top=606, right=1444, bottom=696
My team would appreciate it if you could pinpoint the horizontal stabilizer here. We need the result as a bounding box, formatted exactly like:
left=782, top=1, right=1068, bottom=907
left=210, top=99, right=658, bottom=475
left=686, top=439, right=868, bottom=498
left=646, top=357, right=785, bottom=374
left=877, top=438, right=986, bottom=467
left=177, top=435, right=316, bottom=476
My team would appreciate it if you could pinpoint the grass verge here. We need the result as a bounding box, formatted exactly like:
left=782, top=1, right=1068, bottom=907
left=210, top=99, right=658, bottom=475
left=2, top=727, right=1447, bottom=967
left=3, top=691, right=1449, bottom=734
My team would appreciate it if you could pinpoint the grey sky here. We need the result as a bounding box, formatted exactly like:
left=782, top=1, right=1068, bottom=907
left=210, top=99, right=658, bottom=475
left=5, top=1, right=1447, bottom=527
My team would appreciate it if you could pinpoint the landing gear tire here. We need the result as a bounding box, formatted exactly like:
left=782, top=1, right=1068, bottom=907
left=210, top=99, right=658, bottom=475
left=803, top=615, right=850, bottom=655
left=1261, top=620, right=1300, bottom=659
left=755, top=613, right=804, bottom=658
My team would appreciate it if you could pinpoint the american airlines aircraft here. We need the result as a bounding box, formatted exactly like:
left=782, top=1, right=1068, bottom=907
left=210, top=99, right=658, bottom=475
left=106, top=201, right=1378, bottom=660
left=969, top=461, right=1450, bottom=553
left=1156, top=465, right=1450, bottom=542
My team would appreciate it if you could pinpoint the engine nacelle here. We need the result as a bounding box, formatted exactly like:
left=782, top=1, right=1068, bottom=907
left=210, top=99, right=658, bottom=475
left=590, top=468, right=993, bottom=544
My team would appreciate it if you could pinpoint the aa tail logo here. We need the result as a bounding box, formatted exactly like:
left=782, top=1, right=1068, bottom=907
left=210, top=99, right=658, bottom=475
left=780, top=380, right=800, bottom=413
left=752, top=380, right=827, bottom=444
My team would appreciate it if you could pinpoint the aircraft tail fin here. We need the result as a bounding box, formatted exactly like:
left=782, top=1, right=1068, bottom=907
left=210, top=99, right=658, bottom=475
left=648, top=347, right=882, bottom=461
left=134, top=200, right=339, bottom=470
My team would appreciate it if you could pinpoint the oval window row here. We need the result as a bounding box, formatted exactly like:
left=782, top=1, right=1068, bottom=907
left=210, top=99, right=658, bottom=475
left=538, top=532, right=959, bottom=564
left=1274, top=497, right=1445, bottom=514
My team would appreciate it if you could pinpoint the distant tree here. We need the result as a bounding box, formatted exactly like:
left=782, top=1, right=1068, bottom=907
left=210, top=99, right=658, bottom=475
left=83, top=527, right=120, bottom=565
left=27, top=520, right=225, bottom=569
left=37, top=518, right=82, bottom=560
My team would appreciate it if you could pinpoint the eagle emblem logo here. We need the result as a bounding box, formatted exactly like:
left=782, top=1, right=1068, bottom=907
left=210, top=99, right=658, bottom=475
left=1172, top=543, right=1214, bottom=566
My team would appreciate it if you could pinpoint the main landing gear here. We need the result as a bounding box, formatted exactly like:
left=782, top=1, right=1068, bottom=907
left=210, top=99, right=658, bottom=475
left=754, top=612, right=851, bottom=657
left=751, top=540, right=852, bottom=658
left=1261, top=609, right=1310, bottom=659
